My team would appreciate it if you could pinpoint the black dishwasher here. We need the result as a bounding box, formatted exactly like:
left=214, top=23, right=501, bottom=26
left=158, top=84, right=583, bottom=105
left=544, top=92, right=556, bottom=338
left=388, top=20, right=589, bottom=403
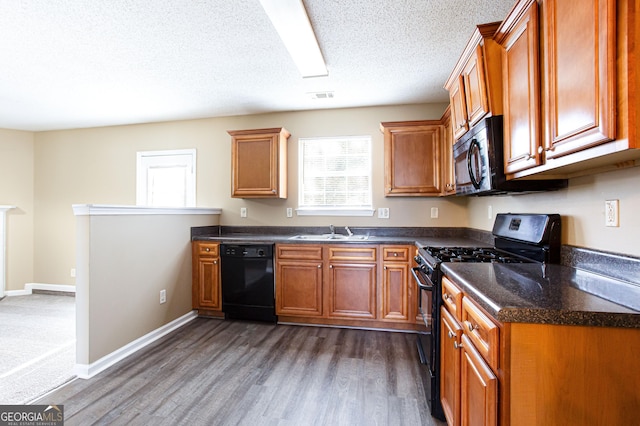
left=220, top=243, right=277, bottom=323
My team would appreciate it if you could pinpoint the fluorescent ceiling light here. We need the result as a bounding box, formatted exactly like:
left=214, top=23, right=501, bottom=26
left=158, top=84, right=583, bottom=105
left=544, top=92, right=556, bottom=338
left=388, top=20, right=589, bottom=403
left=259, top=0, right=328, bottom=78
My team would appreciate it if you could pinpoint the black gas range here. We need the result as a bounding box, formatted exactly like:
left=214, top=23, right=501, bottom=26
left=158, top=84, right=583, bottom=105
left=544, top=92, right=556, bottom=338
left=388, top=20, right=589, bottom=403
left=413, top=213, right=561, bottom=421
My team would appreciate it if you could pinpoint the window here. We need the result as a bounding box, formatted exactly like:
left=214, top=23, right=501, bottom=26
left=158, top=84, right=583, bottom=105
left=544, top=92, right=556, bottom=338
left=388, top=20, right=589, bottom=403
left=298, top=136, right=374, bottom=216
left=136, top=149, right=196, bottom=207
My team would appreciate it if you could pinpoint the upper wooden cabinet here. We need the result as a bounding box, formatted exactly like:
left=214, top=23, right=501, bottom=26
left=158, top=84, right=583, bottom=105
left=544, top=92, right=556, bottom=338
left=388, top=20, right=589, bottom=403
left=380, top=120, right=443, bottom=196
left=440, top=106, right=456, bottom=196
left=542, top=0, right=616, bottom=159
left=496, top=0, right=542, bottom=174
left=496, top=0, right=639, bottom=179
left=445, top=22, right=504, bottom=140
left=228, top=127, right=290, bottom=198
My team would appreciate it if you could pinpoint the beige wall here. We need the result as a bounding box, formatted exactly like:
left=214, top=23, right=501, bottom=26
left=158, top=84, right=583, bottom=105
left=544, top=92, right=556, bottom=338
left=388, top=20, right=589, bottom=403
left=34, top=103, right=472, bottom=286
left=75, top=212, right=218, bottom=365
left=467, top=165, right=640, bottom=257
left=0, top=129, right=34, bottom=291
left=23, top=101, right=640, bottom=290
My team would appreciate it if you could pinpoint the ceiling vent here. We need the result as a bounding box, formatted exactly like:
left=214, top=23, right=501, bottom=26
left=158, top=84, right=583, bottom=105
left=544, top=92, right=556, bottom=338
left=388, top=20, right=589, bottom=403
left=308, top=91, right=335, bottom=100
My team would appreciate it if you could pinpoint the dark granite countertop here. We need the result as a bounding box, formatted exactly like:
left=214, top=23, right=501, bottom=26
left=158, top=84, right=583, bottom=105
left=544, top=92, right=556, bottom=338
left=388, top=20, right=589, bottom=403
left=191, top=225, right=493, bottom=249
left=441, top=263, right=640, bottom=328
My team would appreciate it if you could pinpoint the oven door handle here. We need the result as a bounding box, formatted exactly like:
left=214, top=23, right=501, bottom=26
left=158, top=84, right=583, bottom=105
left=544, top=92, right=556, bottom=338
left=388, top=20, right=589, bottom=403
left=411, top=267, right=434, bottom=292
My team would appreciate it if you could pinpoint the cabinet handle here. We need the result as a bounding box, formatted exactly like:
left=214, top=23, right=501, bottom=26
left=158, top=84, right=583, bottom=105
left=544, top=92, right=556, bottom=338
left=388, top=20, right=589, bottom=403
left=205, top=248, right=210, bottom=252
left=454, top=341, right=463, bottom=350
left=329, top=264, right=333, bottom=269
left=537, top=146, right=544, bottom=154
left=213, top=260, right=218, bottom=264
left=448, top=331, right=455, bottom=339
left=317, top=264, right=322, bottom=268
left=393, top=252, right=398, bottom=257
left=272, top=189, right=277, bottom=193
left=384, top=266, right=387, bottom=270
left=466, top=321, right=478, bottom=332
left=443, top=293, right=449, bottom=301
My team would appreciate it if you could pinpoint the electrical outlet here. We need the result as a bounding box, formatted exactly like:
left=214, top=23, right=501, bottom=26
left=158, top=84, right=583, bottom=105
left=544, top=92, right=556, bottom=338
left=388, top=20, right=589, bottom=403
left=240, top=207, right=247, bottom=218
left=378, top=207, right=390, bottom=219
left=488, top=205, right=493, bottom=220
left=605, top=200, right=619, bottom=227
left=286, top=207, right=293, bottom=218
left=160, top=289, right=167, bottom=304
left=430, top=207, right=439, bottom=219
left=70, top=268, right=76, bottom=278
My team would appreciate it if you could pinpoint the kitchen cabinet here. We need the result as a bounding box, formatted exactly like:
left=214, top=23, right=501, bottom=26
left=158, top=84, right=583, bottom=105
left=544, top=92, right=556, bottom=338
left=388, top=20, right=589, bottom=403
left=327, top=246, right=377, bottom=319
left=541, top=0, right=616, bottom=160
left=496, top=0, right=542, bottom=174
left=228, top=127, right=290, bottom=198
left=380, top=120, right=443, bottom=196
left=192, top=241, right=222, bottom=316
left=496, top=0, right=639, bottom=179
left=275, top=244, right=324, bottom=317
left=440, top=106, right=456, bottom=195
left=444, top=22, right=503, bottom=141
left=440, top=276, right=498, bottom=426
left=380, top=245, right=412, bottom=322
left=443, top=272, right=639, bottom=425
left=441, top=307, right=463, bottom=426
left=275, top=243, right=418, bottom=330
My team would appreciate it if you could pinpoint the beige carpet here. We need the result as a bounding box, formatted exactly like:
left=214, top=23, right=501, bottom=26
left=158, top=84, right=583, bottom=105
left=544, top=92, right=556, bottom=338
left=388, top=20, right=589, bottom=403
left=0, top=293, right=76, bottom=404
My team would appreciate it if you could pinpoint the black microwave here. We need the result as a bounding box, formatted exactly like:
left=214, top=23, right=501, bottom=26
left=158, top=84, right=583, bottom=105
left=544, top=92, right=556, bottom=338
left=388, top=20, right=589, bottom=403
left=453, top=116, right=567, bottom=196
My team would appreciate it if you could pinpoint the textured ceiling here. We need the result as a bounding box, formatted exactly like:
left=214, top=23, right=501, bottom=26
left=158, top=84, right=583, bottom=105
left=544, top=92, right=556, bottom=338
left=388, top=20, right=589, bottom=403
left=0, top=0, right=515, bottom=131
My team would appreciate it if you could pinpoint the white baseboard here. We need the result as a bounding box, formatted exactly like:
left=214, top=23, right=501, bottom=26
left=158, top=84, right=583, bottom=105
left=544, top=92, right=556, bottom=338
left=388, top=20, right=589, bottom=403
left=75, top=310, right=198, bottom=379
left=5, top=283, right=76, bottom=296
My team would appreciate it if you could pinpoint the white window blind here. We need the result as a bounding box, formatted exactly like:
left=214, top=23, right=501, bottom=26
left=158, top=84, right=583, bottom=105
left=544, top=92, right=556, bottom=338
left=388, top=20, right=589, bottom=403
left=298, top=136, right=372, bottom=214
left=136, top=149, right=196, bottom=207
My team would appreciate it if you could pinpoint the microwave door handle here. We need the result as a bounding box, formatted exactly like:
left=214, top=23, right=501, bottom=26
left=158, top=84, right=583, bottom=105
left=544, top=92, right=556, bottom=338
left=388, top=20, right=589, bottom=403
left=467, top=138, right=482, bottom=189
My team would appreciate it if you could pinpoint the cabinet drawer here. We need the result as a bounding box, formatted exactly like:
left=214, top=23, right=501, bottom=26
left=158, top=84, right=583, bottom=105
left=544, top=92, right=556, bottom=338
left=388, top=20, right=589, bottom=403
left=442, top=276, right=463, bottom=320
left=196, top=242, right=219, bottom=257
left=461, top=296, right=499, bottom=371
left=276, top=244, right=323, bottom=261
left=382, top=246, right=411, bottom=262
left=327, top=246, right=377, bottom=262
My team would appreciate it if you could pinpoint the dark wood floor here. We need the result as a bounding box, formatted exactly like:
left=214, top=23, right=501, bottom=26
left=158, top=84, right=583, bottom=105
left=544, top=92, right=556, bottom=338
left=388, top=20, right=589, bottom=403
left=36, top=318, right=445, bottom=425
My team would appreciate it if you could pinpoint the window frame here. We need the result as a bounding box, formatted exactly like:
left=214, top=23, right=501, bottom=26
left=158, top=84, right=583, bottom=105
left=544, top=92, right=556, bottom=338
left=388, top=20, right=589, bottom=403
left=297, top=136, right=375, bottom=217
left=136, top=149, right=196, bottom=208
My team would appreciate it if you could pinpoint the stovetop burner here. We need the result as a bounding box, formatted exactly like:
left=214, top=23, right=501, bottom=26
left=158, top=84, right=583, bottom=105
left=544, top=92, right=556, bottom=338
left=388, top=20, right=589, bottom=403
left=422, top=246, right=529, bottom=264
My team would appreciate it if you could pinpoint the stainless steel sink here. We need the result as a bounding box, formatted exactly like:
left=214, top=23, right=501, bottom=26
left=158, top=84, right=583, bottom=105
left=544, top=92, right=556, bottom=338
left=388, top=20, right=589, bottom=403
left=288, top=234, right=369, bottom=241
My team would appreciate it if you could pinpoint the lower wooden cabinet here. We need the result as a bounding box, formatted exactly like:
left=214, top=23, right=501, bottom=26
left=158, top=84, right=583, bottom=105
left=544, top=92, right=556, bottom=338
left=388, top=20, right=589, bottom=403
left=327, top=262, right=377, bottom=319
left=381, top=245, right=413, bottom=322
left=441, top=307, right=463, bottom=426
left=441, top=277, right=498, bottom=426
left=460, top=334, right=498, bottom=426
left=276, top=259, right=323, bottom=317
left=192, top=242, right=222, bottom=314
left=275, top=243, right=417, bottom=329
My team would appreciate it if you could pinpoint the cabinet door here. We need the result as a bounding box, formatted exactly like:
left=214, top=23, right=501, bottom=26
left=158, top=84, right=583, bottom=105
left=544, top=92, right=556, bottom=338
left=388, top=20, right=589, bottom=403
left=381, top=261, right=409, bottom=321
left=450, top=77, right=469, bottom=140
left=382, top=121, right=442, bottom=196
left=460, top=334, right=498, bottom=426
left=196, top=256, right=221, bottom=310
left=230, top=128, right=289, bottom=198
left=276, top=260, right=323, bottom=317
left=462, top=45, right=490, bottom=127
left=441, top=106, right=456, bottom=195
left=500, top=0, right=542, bottom=174
left=542, top=0, right=616, bottom=159
left=327, top=262, right=376, bottom=319
left=441, top=307, right=464, bottom=426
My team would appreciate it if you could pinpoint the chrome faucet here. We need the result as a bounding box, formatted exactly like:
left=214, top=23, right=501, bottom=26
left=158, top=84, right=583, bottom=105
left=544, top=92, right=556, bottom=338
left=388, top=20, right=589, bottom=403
left=345, top=226, right=353, bottom=237
left=329, top=224, right=335, bottom=235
